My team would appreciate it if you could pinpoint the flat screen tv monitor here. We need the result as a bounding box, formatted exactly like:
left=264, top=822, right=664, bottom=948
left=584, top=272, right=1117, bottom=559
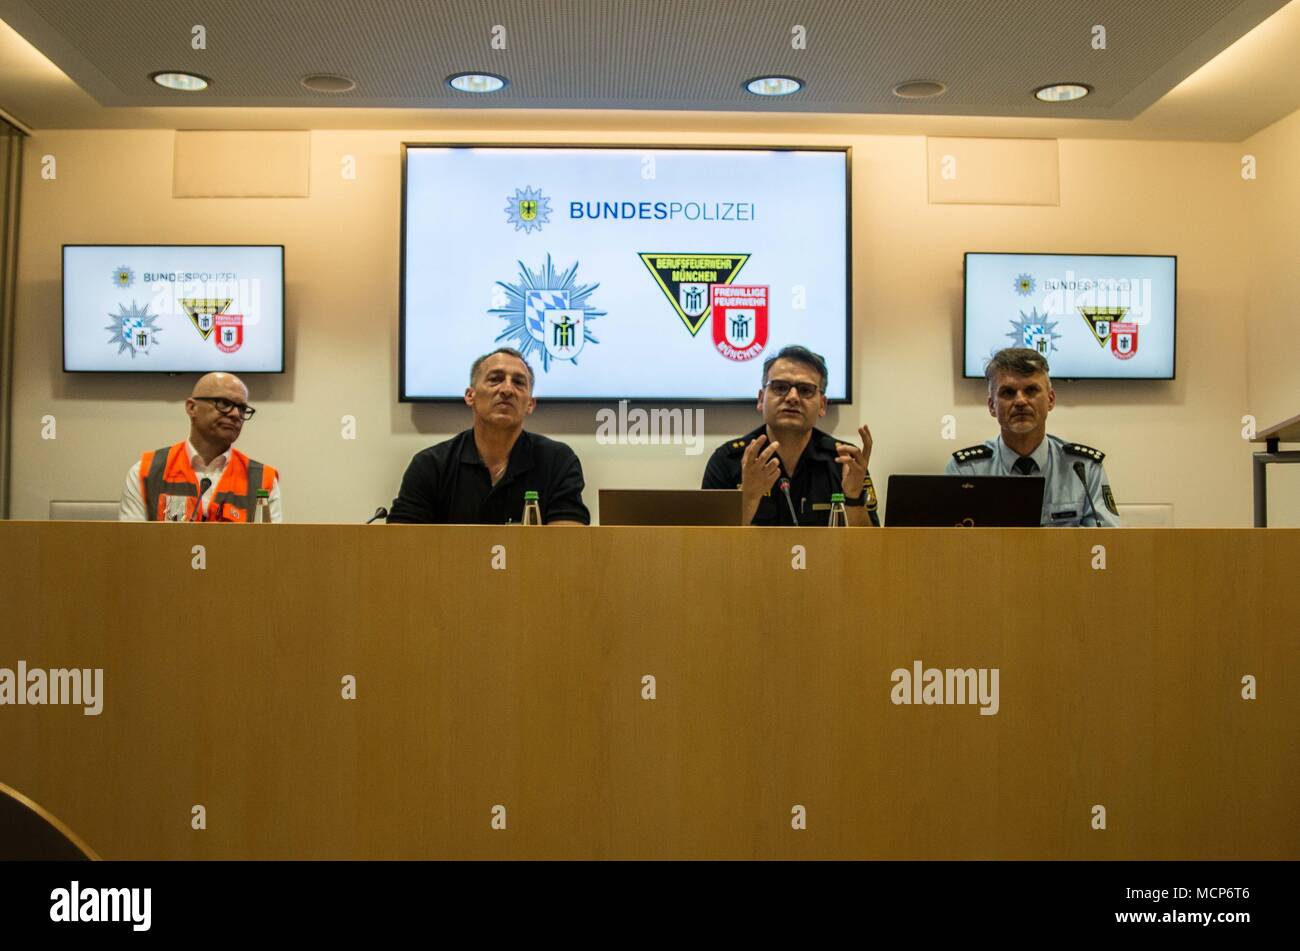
left=63, top=244, right=285, bottom=373
left=401, top=145, right=851, bottom=401
left=963, top=252, right=1176, bottom=380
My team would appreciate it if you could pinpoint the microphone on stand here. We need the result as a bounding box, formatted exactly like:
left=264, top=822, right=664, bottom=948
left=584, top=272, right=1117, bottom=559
left=777, top=478, right=800, bottom=525
left=191, top=477, right=212, bottom=522
left=1072, top=462, right=1099, bottom=527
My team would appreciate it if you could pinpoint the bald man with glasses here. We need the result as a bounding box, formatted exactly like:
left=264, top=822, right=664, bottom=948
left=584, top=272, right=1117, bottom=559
left=119, top=372, right=282, bottom=522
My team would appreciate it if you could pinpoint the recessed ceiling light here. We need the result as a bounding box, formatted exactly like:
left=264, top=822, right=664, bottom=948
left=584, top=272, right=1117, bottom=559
left=448, top=72, right=507, bottom=93
left=150, top=71, right=209, bottom=92
left=301, top=74, right=356, bottom=93
left=745, top=76, right=803, bottom=97
left=1034, top=83, right=1091, bottom=102
left=892, top=80, right=947, bottom=99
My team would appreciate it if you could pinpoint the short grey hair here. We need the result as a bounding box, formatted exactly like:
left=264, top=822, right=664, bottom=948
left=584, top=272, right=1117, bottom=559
left=470, top=347, right=535, bottom=391
left=984, top=348, right=1051, bottom=390
left=761, top=345, right=829, bottom=392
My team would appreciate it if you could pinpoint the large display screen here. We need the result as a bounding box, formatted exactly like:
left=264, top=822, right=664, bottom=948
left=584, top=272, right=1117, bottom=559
left=401, top=146, right=850, bottom=401
left=964, top=253, right=1176, bottom=380
left=63, top=245, right=285, bottom=373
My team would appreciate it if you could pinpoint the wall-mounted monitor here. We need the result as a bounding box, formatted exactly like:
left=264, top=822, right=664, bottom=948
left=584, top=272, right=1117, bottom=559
left=401, top=145, right=851, bottom=401
left=964, top=252, right=1176, bottom=380
left=63, top=244, right=285, bottom=373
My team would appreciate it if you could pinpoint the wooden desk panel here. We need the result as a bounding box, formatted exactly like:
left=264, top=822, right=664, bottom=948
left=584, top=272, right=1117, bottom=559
left=1254, top=412, right=1300, bottom=443
left=0, top=523, right=1296, bottom=859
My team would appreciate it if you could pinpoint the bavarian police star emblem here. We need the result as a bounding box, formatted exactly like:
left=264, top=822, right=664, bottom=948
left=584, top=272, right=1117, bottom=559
left=104, top=301, right=161, bottom=358
left=490, top=254, right=605, bottom=372
left=1007, top=307, right=1060, bottom=356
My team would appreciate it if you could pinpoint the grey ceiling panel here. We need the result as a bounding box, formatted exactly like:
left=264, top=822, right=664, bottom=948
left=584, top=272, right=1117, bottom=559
left=0, top=0, right=1287, bottom=118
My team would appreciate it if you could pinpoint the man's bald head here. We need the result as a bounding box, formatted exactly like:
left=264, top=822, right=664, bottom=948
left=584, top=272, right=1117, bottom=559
left=190, top=372, right=248, bottom=402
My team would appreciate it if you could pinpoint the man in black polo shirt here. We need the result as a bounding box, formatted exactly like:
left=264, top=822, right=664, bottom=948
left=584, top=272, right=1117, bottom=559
left=387, top=348, right=590, bottom=525
left=702, top=345, right=879, bottom=526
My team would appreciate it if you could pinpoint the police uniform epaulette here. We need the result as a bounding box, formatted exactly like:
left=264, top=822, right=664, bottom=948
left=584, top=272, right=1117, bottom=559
left=726, top=438, right=749, bottom=455
left=951, top=444, right=993, bottom=463
left=1063, top=443, right=1105, bottom=462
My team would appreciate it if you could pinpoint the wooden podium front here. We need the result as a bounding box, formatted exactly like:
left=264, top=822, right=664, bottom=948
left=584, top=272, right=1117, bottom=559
left=1, top=522, right=1296, bottom=860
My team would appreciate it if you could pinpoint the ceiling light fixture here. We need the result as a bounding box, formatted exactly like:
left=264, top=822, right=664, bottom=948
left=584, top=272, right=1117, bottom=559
left=150, top=71, right=210, bottom=91
left=448, top=72, right=507, bottom=93
left=301, top=74, right=357, bottom=93
left=892, top=80, right=947, bottom=99
left=744, top=76, right=803, bottom=97
left=1034, top=83, right=1091, bottom=102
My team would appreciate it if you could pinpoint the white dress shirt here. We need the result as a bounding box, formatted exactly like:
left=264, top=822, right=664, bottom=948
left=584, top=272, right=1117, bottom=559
left=119, top=440, right=283, bottom=522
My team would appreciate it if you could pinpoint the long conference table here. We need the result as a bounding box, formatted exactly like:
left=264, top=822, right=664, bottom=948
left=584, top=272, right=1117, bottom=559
left=1, top=521, right=1297, bottom=860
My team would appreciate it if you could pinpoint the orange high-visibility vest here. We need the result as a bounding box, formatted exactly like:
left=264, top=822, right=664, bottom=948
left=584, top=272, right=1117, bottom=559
left=138, top=442, right=278, bottom=523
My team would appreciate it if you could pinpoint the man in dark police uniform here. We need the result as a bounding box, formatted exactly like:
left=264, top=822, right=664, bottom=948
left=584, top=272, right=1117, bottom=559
left=387, top=347, right=590, bottom=525
left=702, top=345, right=879, bottom=526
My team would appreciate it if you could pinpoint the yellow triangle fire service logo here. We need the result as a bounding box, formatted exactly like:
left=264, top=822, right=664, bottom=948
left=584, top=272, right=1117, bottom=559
left=181, top=298, right=233, bottom=341
left=1078, top=306, right=1129, bottom=348
left=638, top=253, right=749, bottom=336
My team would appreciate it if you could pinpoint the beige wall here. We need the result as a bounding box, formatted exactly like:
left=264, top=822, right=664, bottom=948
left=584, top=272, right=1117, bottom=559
left=9, top=125, right=1279, bottom=525
left=1243, top=108, right=1300, bottom=526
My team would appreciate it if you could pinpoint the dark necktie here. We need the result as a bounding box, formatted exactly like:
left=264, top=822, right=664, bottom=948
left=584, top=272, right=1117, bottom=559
left=1012, top=456, right=1038, bottom=475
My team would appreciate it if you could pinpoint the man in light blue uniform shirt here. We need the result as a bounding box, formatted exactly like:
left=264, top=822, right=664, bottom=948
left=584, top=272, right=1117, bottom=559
left=946, top=348, right=1121, bottom=527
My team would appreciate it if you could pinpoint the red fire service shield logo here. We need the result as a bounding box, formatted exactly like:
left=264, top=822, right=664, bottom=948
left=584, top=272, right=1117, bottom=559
left=1110, top=321, right=1138, bottom=360
left=711, top=285, right=768, bottom=361
left=214, top=314, right=244, bottom=354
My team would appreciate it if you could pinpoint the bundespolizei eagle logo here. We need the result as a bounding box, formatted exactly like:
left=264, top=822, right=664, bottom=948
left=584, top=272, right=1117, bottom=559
left=504, top=186, right=551, bottom=234
left=490, top=255, right=604, bottom=371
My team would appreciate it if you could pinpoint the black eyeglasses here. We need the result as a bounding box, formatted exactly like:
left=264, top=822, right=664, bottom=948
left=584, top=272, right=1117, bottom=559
left=764, top=379, right=822, bottom=400
left=193, top=396, right=256, bottom=420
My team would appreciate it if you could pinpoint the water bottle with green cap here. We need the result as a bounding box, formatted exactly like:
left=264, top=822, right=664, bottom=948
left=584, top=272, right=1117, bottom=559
left=522, top=490, right=542, bottom=526
left=254, top=488, right=271, bottom=523
left=828, top=492, right=848, bottom=527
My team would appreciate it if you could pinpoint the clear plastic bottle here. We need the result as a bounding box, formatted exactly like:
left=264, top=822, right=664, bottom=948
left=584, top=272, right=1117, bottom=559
left=828, top=492, right=848, bottom=527
left=522, top=490, right=542, bottom=526
left=254, top=488, right=272, bottom=523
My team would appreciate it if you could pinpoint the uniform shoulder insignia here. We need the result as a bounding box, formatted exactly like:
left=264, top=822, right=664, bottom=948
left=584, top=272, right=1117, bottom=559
left=951, top=444, right=993, bottom=463
left=1064, top=443, right=1105, bottom=463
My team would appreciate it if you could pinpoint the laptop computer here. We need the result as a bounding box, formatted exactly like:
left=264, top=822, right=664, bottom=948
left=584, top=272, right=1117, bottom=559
left=598, top=489, right=743, bottom=526
left=884, top=475, right=1045, bottom=527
